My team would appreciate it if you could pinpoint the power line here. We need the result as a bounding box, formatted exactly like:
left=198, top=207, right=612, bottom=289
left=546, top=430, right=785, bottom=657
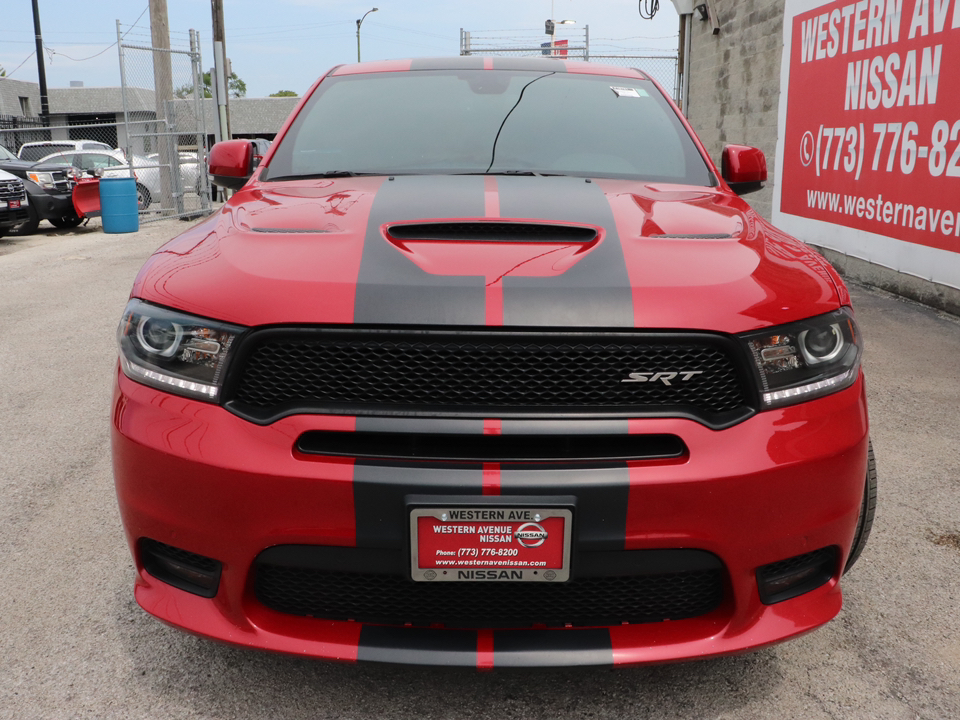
left=365, top=21, right=451, bottom=40
left=41, top=5, right=148, bottom=63
left=0, top=51, right=37, bottom=79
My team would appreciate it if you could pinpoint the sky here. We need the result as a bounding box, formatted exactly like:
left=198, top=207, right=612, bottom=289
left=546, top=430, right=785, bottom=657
left=1, top=1, right=680, bottom=99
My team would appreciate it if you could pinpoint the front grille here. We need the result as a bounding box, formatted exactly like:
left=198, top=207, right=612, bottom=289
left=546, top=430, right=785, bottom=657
left=255, top=566, right=724, bottom=628
left=0, top=178, right=26, bottom=202
left=50, top=171, right=73, bottom=192
left=224, top=329, right=754, bottom=426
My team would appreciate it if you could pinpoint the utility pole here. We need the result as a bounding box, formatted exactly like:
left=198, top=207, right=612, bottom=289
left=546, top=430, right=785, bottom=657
left=30, top=0, right=49, bottom=123
left=211, top=0, right=231, bottom=140
left=149, top=0, right=178, bottom=214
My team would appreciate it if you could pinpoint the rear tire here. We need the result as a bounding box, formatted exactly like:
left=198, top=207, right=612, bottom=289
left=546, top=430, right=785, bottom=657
left=49, top=215, right=84, bottom=229
left=844, top=440, right=877, bottom=573
left=136, top=183, right=152, bottom=211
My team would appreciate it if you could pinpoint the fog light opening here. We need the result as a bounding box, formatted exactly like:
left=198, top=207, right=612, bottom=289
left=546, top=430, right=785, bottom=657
left=756, top=547, right=837, bottom=605
left=139, top=538, right=222, bottom=598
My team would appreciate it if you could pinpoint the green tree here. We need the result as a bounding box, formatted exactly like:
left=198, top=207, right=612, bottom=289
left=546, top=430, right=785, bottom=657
left=269, top=90, right=298, bottom=97
left=175, top=71, right=246, bottom=99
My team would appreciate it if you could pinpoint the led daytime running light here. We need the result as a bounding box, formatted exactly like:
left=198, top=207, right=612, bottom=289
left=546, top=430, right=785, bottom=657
left=761, top=364, right=858, bottom=407
left=120, top=355, right=219, bottom=399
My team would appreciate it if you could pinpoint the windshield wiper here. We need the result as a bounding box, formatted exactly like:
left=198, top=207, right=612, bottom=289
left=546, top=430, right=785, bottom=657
left=266, top=170, right=390, bottom=181
left=465, top=170, right=541, bottom=176
left=455, top=170, right=568, bottom=177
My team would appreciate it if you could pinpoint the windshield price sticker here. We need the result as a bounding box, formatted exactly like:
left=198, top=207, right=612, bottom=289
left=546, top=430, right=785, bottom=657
left=410, top=507, right=572, bottom=582
left=610, top=86, right=646, bottom=98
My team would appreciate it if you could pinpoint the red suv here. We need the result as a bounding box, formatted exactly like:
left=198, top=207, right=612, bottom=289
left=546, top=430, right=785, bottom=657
left=112, top=58, right=875, bottom=668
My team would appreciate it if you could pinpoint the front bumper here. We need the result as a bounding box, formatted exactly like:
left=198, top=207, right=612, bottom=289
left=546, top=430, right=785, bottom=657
left=27, top=187, right=76, bottom=220
left=112, top=367, right=869, bottom=668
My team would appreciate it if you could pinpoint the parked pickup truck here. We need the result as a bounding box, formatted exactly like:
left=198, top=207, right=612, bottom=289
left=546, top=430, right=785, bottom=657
left=0, top=145, right=81, bottom=234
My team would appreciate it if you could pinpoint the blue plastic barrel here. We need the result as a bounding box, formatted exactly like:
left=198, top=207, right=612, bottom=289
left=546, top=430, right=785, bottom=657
left=99, top=176, right=139, bottom=233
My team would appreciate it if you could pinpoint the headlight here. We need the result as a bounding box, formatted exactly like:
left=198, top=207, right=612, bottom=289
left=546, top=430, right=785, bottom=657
left=117, top=300, right=245, bottom=401
left=740, top=308, right=862, bottom=409
left=27, top=171, right=56, bottom=189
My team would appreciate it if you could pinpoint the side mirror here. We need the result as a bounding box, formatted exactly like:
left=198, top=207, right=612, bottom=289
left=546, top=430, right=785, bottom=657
left=209, top=140, right=255, bottom=190
left=721, top=144, right=767, bottom=196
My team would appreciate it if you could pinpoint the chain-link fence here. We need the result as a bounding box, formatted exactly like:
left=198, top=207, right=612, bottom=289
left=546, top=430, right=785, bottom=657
left=118, top=24, right=210, bottom=221
left=461, top=28, right=589, bottom=60
left=460, top=28, right=679, bottom=104
left=0, top=119, right=120, bottom=159
left=589, top=55, right=679, bottom=104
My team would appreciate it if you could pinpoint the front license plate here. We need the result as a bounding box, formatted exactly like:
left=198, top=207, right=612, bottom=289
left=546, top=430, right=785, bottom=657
left=410, top=506, right=572, bottom=582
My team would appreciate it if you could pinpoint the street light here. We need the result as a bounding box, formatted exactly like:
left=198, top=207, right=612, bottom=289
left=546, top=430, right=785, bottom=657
left=356, top=7, right=378, bottom=63
left=544, top=18, right=575, bottom=56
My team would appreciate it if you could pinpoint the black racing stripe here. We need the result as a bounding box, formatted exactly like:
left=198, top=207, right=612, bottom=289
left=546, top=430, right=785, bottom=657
left=355, top=416, right=484, bottom=435
left=499, top=464, right=630, bottom=552
left=493, top=628, right=613, bottom=667
left=410, top=57, right=485, bottom=71
left=500, top=419, right=629, bottom=436
left=358, top=626, right=477, bottom=666
left=497, top=176, right=634, bottom=327
left=492, top=57, right=570, bottom=73
left=353, top=461, right=484, bottom=548
left=353, top=175, right=487, bottom=325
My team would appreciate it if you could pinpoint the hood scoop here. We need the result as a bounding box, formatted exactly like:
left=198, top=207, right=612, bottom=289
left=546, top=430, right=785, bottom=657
left=387, top=222, right=597, bottom=243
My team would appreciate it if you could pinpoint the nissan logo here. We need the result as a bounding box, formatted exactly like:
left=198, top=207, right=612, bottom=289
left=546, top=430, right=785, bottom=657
left=514, top=522, right=548, bottom=548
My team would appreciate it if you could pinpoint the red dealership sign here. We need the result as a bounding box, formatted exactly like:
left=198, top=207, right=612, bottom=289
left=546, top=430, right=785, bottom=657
left=779, top=0, right=960, bottom=254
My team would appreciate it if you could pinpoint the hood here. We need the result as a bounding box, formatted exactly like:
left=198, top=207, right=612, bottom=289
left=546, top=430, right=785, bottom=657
left=132, top=174, right=842, bottom=334
left=0, top=158, right=74, bottom=180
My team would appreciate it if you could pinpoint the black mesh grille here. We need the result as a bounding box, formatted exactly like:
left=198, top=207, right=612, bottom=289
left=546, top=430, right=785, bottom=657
left=254, top=566, right=724, bottom=628
left=225, top=329, right=753, bottom=424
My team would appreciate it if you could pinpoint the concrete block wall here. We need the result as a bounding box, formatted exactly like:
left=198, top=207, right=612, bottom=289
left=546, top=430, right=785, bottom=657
left=685, top=0, right=784, bottom=220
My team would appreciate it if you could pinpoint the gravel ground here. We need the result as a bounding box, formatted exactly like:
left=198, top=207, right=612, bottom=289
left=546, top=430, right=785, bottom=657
left=1, top=215, right=958, bottom=720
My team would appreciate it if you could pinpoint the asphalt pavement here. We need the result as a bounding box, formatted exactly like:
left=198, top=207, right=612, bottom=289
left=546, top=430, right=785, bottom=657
left=1, top=216, right=958, bottom=720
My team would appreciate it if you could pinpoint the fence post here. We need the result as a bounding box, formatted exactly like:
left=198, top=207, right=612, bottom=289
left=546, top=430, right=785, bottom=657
left=117, top=20, right=135, bottom=180
left=190, top=29, right=210, bottom=212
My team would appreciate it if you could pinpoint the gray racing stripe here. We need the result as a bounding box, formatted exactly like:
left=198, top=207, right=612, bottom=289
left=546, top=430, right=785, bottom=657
left=497, top=175, right=634, bottom=328
left=352, top=461, right=484, bottom=548
left=410, top=57, right=485, bottom=71
left=493, top=628, right=613, bottom=667
left=499, top=463, right=631, bottom=552
left=358, top=626, right=477, bottom=666
left=353, top=175, right=487, bottom=325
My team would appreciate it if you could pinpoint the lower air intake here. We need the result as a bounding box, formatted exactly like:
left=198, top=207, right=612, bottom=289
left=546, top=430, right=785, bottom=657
left=255, top=565, right=724, bottom=628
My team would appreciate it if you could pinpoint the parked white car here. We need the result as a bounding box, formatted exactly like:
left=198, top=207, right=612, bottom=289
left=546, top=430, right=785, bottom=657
left=38, top=149, right=160, bottom=210
left=146, top=151, right=202, bottom=195
left=18, top=140, right=114, bottom=163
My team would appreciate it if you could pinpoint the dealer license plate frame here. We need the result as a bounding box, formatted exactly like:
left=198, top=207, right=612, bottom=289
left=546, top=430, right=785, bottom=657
left=410, top=505, right=573, bottom=583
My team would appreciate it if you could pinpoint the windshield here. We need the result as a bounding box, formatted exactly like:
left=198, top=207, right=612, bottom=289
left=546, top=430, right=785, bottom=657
left=0, top=145, right=17, bottom=161
left=265, top=69, right=711, bottom=184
